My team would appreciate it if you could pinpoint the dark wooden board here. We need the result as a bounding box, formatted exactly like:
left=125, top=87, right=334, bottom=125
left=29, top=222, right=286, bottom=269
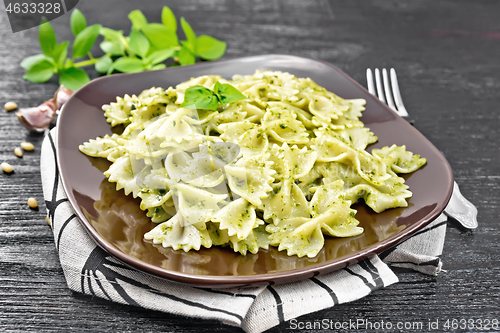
left=1, top=0, right=499, bottom=332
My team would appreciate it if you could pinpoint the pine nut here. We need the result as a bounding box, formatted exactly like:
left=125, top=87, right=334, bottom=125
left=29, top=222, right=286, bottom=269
left=14, top=147, right=23, bottom=158
left=1, top=162, right=13, bottom=173
left=4, top=101, right=18, bottom=111
left=46, top=215, right=51, bottom=226
left=28, top=198, right=38, bottom=208
left=21, top=142, right=35, bottom=151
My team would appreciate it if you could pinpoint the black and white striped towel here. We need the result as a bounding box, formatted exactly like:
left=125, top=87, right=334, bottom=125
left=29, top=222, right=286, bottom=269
left=41, top=129, right=448, bottom=333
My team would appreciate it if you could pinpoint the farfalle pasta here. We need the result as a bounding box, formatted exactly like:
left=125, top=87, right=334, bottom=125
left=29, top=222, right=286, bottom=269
left=79, top=70, right=426, bottom=258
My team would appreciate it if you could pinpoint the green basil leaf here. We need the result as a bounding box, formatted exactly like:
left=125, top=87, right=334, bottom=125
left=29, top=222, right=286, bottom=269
left=39, top=19, right=57, bottom=56
left=100, top=28, right=125, bottom=55
left=95, top=55, right=113, bottom=73
left=196, top=35, right=226, bottom=60
left=142, top=23, right=178, bottom=49
left=100, top=27, right=123, bottom=42
left=180, top=17, right=196, bottom=53
left=73, top=24, right=102, bottom=59
left=161, top=6, right=177, bottom=32
left=20, top=54, right=51, bottom=70
left=111, top=57, right=144, bottom=73
left=177, top=44, right=195, bottom=65
left=151, top=63, right=166, bottom=70
left=59, top=67, right=90, bottom=91
left=100, top=40, right=124, bottom=56
left=213, top=82, right=247, bottom=105
left=144, top=44, right=161, bottom=57
left=63, top=58, right=72, bottom=68
left=51, top=41, right=70, bottom=70
left=143, top=48, right=174, bottom=65
left=181, top=85, right=219, bottom=110
left=22, top=59, right=55, bottom=83
left=70, top=9, right=87, bottom=36
left=128, top=10, right=148, bottom=30
left=213, top=81, right=223, bottom=94
left=129, top=28, right=149, bottom=58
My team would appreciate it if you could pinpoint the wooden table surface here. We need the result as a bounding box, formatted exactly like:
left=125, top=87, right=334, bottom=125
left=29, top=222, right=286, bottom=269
left=1, top=0, right=499, bottom=332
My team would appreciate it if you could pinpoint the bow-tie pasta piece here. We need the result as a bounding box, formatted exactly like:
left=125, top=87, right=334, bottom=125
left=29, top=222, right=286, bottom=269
left=316, top=127, right=377, bottom=151
left=219, top=121, right=269, bottom=155
left=180, top=145, right=225, bottom=187
left=104, top=155, right=144, bottom=198
left=267, top=101, right=315, bottom=129
left=102, top=93, right=138, bottom=126
left=224, top=153, right=276, bottom=207
left=228, top=225, right=270, bottom=255
left=78, top=134, right=125, bottom=162
left=203, top=106, right=248, bottom=135
left=144, top=213, right=213, bottom=252
left=157, top=108, right=205, bottom=146
left=135, top=168, right=171, bottom=210
left=145, top=199, right=177, bottom=223
left=262, top=107, right=309, bottom=144
left=287, top=145, right=317, bottom=179
left=211, top=198, right=259, bottom=240
left=372, top=144, right=427, bottom=173
left=170, top=182, right=227, bottom=226
left=261, top=182, right=309, bottom=223
left=325, top=98, right=366, bottom=130
left=260, top=144, right=313, bottom=222
left=266, top=217, right=324, bottom=258
left=306, top=94, right=347, bottom=123
left=312, top=135, right=390, bottom=186
left=146, top=205, right=173, bottom=223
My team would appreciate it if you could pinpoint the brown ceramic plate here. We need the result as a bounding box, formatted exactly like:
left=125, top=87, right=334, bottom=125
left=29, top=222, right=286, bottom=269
left=57, top=54, right=453, bottom=287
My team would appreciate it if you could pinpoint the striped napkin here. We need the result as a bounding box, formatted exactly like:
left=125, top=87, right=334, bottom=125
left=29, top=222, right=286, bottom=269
left=40, top=128, right=448, bottom=333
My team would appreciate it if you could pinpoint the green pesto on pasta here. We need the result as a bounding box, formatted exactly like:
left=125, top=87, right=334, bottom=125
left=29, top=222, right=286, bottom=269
left=79, top=70, right=426, bottom=258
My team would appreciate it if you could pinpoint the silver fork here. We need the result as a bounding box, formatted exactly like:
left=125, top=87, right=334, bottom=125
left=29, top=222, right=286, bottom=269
left=366, top=68, right=478, bottom=229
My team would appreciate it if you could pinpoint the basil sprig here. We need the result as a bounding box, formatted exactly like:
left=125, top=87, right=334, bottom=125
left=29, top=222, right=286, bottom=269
left=181, top=82, right=247, bottom=111
left=21, top=7, right=227, bottom=91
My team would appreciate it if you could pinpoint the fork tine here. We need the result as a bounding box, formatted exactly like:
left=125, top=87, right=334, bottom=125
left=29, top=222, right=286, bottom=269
left=374, top=68, right=386, bottom=103
left=390, top=68, right=409, bottom=117
left=366, top=69, right=376, bottom=95
left=382, top=68, right=397, bottom=112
